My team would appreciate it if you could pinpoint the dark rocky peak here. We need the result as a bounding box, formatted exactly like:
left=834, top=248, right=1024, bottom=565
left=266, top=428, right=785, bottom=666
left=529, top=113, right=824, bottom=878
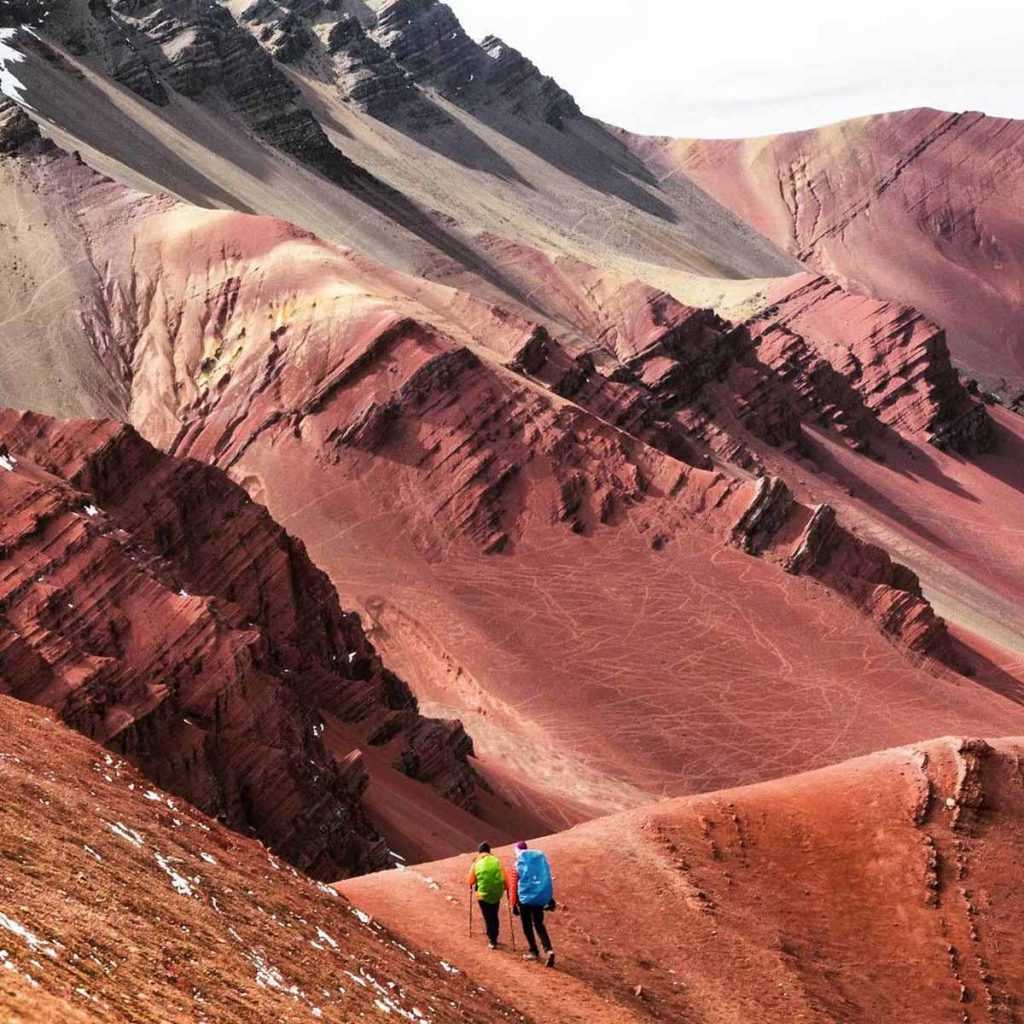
left=368, top=0, right=479, bottom=91
left=0, top=0, right=60, bottom=28
left=100, top=0, right=367, bottom=179
left=79, top=0, right=169, bottom=103
left=238, top=0, right=318, bottom=62
left=324, top=11, right=429, bottom=118
left=325, top=7, right=361, bottom=48
left=479, top=34, right=580, bottom=127
left=231, top=0, right=435, bottom=123
left=364, top=0, right=581, bottom=126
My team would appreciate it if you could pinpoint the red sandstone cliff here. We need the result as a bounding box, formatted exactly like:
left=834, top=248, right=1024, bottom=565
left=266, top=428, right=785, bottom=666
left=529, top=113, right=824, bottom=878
left=0, top=410, right=478, bottom=878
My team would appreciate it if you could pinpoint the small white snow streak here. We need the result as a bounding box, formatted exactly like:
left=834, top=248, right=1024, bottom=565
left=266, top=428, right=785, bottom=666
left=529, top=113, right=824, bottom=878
left=154, top=851, right=196, bottom=897
left=83, top=504, right=99, bottom=517
left=107, top=822, right=144, bottom=848
left=0, top=913, right=57, bottom=960
left=356, top=968, right=422, bottom=1021
left=248, top=949, right=286, bottom=991
left=200, top=852, right=217, bottom=865
left=0, top=454, right=14, bottom=472
left=351, top=908, right=372, bottom=926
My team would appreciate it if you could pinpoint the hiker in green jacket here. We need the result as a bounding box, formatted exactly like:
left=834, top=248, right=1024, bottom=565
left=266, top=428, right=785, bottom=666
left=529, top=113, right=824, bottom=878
left=466, top=842, right=510, bottom=949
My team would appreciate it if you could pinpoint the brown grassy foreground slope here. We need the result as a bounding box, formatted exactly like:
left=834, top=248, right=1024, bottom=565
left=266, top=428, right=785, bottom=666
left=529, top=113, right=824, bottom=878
left=343, top=736, right=1024, bottom=1024
left=0, top=692, right=532, bottom=1024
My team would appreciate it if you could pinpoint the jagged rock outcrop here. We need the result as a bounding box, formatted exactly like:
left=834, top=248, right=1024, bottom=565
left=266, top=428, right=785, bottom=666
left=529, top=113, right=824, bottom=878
left=478, top=35, right=580, bottom=128
left=323, top=11, right=429, bottom=119
left=731, top=476, right=793, bottom=554
left=784, top=503, right=837, bottom=574
left=368, top=0, right=481, bottom=90
left=78, top=0, right=379, bottom=185
left=113, top=2, right=326, bottom=135
left=745, top=274, right=994, bottom=453
left=0, top=97, right=42, bottom=155
left=0, top=409, right=479, bottom=878
left=366, top=0, right=581, bottom=125
left=469, top=239, right=805, bottom=468
left=779, top=502, right=953, bottom=660
left=86, top=1, right=169, bottom=104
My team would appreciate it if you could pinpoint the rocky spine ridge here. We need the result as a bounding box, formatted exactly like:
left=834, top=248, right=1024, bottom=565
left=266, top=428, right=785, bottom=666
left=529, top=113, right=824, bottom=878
left=0, top=409, right=479, bottom=878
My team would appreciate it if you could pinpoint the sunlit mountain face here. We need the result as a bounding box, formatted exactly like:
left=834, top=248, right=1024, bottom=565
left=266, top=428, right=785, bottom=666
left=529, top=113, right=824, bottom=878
left=1, top=3, right=1023, bottom=1021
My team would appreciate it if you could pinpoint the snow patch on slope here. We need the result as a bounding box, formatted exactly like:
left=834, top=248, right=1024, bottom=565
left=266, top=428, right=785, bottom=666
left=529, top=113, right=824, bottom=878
left=0, top=28, right=31, bottom=108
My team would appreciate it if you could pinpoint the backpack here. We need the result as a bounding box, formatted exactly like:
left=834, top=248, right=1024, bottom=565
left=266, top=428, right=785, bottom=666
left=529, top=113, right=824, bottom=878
left=473, top=854, right=506, bottom=903
left=515, top=849, right=553, bottom=907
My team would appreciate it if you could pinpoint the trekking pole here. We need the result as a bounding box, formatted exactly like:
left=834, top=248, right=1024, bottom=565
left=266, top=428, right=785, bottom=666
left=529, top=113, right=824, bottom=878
left=507, top=897, right=516, bottom=951
left=468, top=891, right=473, bottom=938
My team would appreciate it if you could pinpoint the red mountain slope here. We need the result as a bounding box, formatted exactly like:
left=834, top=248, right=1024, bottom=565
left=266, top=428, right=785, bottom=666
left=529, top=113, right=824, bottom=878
left=0, top=117, right=1017, bottom=822
left=0, top=0, right=1022, bottom=862
left=0, top=409, right=482, bottom=877
left=344, top=734, right=1024, bottom=1023
left=623, top=110, right=1024, bottom=397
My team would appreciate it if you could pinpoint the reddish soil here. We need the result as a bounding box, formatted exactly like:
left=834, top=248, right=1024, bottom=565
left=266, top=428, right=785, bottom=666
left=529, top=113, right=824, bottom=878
left=0, top=693, right=533, bottom=1024
left=0, top=131, right=1017, bottom=823
left=343, top=734, right=1024, bottom=1023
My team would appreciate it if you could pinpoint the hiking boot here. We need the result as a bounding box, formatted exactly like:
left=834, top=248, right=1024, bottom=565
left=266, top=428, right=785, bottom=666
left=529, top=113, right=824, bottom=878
left=487, top=942, right=497, bottom=950
left=544, top=949, right=556, bottom=969
left=522, top=952, right=539, bottom=962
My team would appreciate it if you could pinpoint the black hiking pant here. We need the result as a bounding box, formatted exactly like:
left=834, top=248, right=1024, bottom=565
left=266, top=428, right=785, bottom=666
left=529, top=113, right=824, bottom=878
left=478, top=899, right=501, bottom=944
left=519, top=905, right=551, bottom=955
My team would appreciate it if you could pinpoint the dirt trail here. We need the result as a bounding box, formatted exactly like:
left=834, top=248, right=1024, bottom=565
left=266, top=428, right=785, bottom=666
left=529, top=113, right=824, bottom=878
left=342, top=863, right=653, bottom=1024
left=342, top=735, right=1024, bottom=1023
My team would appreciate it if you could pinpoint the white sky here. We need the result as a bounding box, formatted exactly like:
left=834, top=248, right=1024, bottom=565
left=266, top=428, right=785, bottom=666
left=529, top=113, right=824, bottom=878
left=446, top=0, right=1024, bottom=138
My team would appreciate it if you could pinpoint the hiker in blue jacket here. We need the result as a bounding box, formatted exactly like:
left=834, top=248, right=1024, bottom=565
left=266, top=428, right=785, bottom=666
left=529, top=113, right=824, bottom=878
left=511, top=840, right=556, bottom=967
